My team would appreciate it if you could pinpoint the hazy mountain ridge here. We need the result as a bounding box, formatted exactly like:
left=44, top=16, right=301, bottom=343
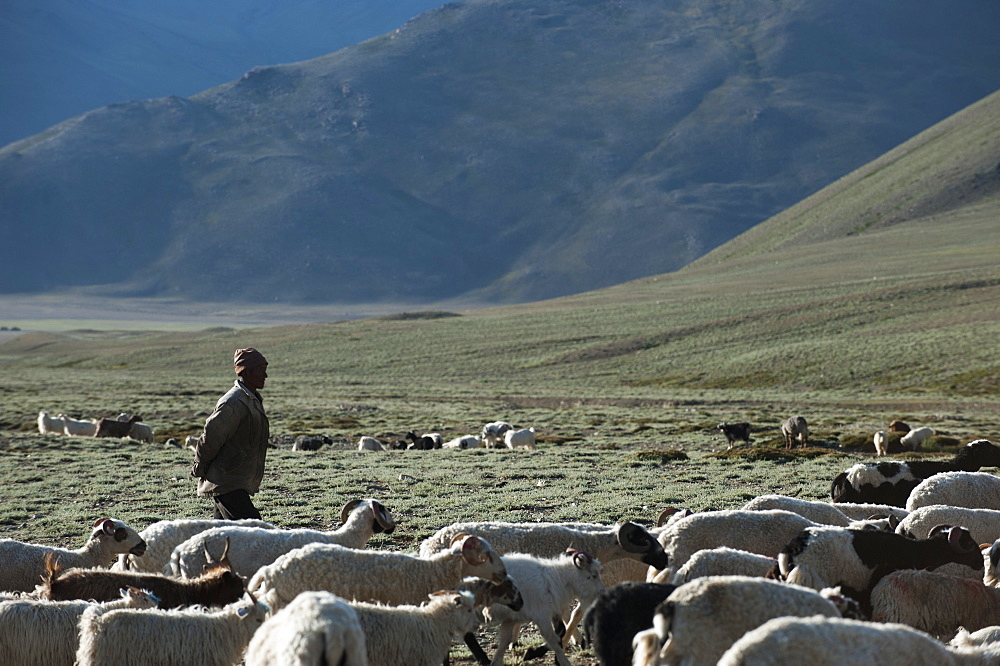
left=2, top=0, right=999, bottom=305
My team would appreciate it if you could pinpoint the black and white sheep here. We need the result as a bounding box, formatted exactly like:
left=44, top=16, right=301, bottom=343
left=248, top=534, right=507, bottom=611
left=0, top=586, right=159, bottom=666
left=75, top=592, right=269, bottom=666
left=781, top=415, right=809, bottom=449
left=830, top=439, right=1000, bottom=506
left=0, top=518, right=147, bottom=593
left=243, top=590, right=369, bottom=666
left=292, top=434, right=330, bottom=451
left=483, top=549, right=605, bottom=666
left=717, top=422, right=752, bottom=448
left=637, top=575, right=844, bottom=666
left=169, top=498, right=395, bottom=580
left=778, top=524, right=984, bottom=613
left=406, top=430, right=443, bottom=450
left=906, top=470, right=1000, bottom=512
left=581, top=581, right=676, bottom=666
left=716, top=615, right=1000, bottom=666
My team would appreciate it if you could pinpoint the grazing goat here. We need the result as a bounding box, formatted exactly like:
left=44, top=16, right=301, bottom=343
left=717, top=422, right=752, bottom=448
left=781, top=415, right=809, bottom=449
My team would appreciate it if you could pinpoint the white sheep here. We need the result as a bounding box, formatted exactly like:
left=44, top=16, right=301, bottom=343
left=170, top=498, right=395, bottom=580
left=874, top=430, right=888, bottom=456
left=243, top=590, right=368, bottom=666
left=356, top=436, right=386, bottom=452
left=662, top=546, right=778, bottom=585
left=951, top=625, right=1000, bottom=648
left=869, top=567, right=1000, bottom=640
left=249, top=534, right=507, bottom=611
left=826, top=502, right=909, bottom=523
left=36, top=410, right=66, bottom=435
left=643, top=575, right=843, bottom=666
left=655, top=509, right=816, bottom=581
left=0, top=586, right=159, bottom=666
left=350, top=590, right=478, bottom=666
left=503, top=427, right=537, bottom=450
left=716, top=614, right=1000, bottom=666
left=907, top=471, right=1000, bottom=511
left=128, top=421, right=155, bottom=443
left=75, top=593, right=269, bottom=666
left=481, top=421, right=512, bottom=448
left=0, top=518, right=146, bottom=593
left=58, top=414, right=98, bottom=437
left=443, top=434, right=482, bottom=449
left=484, top=549, right=605, bottom=666
left=901, top=425, right=935, bottom=449
left=741, top=495, right=852, bottom=526
left=184, top=435, right=199, bottom=450
left=115, top=517, right=275, bottom=573
left=897, top=505, right=1000, bottom=545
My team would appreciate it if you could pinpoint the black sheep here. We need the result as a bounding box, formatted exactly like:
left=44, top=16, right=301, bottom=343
left=583, top=581, right=677, bottom=666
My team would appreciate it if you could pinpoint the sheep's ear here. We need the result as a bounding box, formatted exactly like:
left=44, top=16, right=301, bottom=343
left=618, top=521, right=653, bottom=553
left=459, top=535, right=489, bottom=565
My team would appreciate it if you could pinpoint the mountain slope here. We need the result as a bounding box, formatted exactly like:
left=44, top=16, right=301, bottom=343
left=2, top=0, right=999, bottom=305
left=0, top=0, right=446, bottom=147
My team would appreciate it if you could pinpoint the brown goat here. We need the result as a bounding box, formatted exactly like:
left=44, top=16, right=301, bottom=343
left=94, top=414, right=142, bottom=439
left=41, top=538, right=245, bottom=609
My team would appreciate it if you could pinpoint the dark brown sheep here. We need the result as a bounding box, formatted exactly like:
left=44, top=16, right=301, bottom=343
left=41, top=538, right=245, bottom=609
left=94, top=414, right=142, bottom=439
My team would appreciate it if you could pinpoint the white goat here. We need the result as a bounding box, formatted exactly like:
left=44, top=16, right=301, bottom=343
left=0, top=586, right=159, bottom=666
left=484, top=549, right=605, bottom=666
left=356, top=436, right=385, bottom=452
left=504, top=427, right=537, bottom=450
left=351, top=590, right=479, bottom=666
left=75, top=593, right=269, bottom=666
left=481, top=421, right=512, bottom=449
left=874, top=430, right=889, bottom=456
left=244, top=590, right=368, bottom=666
left=901, top=426, right=935, bottom=449
left=0, top=518, right=146, bottom=593
left=37, top=411, right=65, bottom=435
left=58, top=414, right=98, bottom=437
left=170, top=498, right=395, bottom=580
left=249, top=534, right=507, bottom=611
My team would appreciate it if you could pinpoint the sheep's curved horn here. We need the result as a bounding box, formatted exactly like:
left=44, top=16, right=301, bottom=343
left=450, top=532, right=472, bottom=549
left=657, top=508, right=680, bottom=527
left=341, top=499, right=363, bottom=524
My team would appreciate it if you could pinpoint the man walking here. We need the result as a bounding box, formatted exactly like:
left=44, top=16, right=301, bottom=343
left=191, top=347, right=270, bottom=519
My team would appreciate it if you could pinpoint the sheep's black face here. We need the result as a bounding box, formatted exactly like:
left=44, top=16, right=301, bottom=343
left=129, top=540, right=147, bottom=556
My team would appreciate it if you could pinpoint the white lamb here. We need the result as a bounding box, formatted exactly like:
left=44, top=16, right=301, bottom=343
left=351, top=590, right=478, bottom=666
left=170, top=498, right=395, bottom=580
left=116, top=517, right=275, bottom=573
left=503, top=427, right=537, bottom=450
left=58, top=414, right=98, bottom=437
left=907, top=471, right=1000, bottom=511
left=874, top=430, right=889, bottom=456
left=75, top=593, right=269, bottom=666
left=0, top=518, right=146, bottom=593
left=897, top=505, right=1000, bottom=544
left=36, top=411, right=65, bottom=435
left=356, top=436, right=385, bottom=452
left=243, top=590, right=368, bottom=666
left=741, top=495, right=852, bottom=527
left=716, top=615, right=1000, bottom=666
left=901, top=426, right=936, bottom=449
left=641, top=576, right=843, bottom=666
left=0, top=586, right=159, bottom=666
left=249, top=534, right=507, bottom=611
left=484, top=549, right=605, bottom=666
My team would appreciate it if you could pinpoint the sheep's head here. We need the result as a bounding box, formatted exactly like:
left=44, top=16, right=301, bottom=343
left=341, top=498, right=396, bottom=534
left=928, top=524, right=983, bottom=570
left=451, top=534, right=507, bottom=584
left=92, top=518, right=146, bottom=556
left=618, top=521, right=669, bottom=570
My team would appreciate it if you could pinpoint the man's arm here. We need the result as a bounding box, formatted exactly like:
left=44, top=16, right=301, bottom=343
left=191, top=401, right=241, bottom=477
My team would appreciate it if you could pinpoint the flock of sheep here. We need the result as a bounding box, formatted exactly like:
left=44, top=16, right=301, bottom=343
left=10, top=410, right=1000, bottom=665
left=36, top=411, right=155, bottom=444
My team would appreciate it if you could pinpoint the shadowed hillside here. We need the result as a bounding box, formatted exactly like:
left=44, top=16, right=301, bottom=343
left=2, top=0, right=999, bottom=306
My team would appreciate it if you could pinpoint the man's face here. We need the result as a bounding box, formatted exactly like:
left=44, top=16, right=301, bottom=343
left=241, top=364, right=268, bottom=392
